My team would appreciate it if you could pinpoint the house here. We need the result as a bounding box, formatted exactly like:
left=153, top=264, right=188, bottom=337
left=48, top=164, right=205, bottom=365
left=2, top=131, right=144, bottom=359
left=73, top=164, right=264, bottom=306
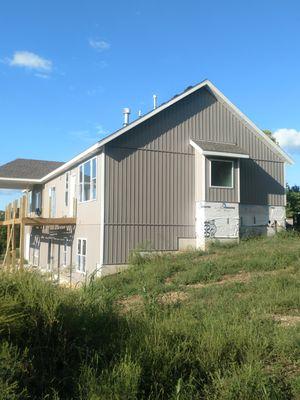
left=0, top=80, right=293, bottom=282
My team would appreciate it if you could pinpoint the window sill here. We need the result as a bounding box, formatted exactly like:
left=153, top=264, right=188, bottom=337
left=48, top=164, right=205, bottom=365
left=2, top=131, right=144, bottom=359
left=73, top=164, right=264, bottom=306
left=210, top=186, right=234, bottom=189
left=78, top=198, right=97, bottom=204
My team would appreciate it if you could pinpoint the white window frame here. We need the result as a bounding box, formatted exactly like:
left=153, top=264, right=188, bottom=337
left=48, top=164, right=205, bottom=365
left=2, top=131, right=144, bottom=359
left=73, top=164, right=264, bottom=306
left=65, top=172, right=70, bottom=207
left=209, top=159, right=234, bottom=189
left=79, top=157, right=97, bottom=203
left=77, top=238, right=87, bottom=273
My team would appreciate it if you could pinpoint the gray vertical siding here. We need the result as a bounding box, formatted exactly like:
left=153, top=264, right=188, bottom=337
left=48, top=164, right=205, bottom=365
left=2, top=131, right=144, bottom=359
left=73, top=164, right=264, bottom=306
left=104, top=147, right=195, bottom=265
left=104, top=86, right=286, bottom=265
left=240, top=159, right=285, bottom=206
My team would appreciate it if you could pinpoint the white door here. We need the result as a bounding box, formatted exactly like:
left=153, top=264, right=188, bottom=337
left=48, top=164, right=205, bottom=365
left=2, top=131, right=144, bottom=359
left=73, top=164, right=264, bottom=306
left=69, top=174, right=77, bottom=217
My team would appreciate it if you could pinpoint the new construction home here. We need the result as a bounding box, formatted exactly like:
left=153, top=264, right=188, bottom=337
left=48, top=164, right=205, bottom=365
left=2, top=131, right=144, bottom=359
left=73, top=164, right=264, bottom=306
left=0, top=80, right=293, bottom=282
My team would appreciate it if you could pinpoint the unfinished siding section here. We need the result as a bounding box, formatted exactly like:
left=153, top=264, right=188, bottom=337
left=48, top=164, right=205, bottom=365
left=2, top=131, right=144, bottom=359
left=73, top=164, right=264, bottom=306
left=103, top=86, right=286, bottom=265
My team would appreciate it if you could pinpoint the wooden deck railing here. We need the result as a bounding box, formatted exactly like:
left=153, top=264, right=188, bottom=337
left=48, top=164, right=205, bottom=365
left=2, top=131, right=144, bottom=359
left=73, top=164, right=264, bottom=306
left=0, top=195, right=77, bottom=270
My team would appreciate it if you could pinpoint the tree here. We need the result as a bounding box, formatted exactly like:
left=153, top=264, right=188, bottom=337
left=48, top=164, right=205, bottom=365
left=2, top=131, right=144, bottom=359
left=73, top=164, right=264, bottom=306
left=286, top=185, right=300, bottom=218
left=262, top=129, right=278, bottom=144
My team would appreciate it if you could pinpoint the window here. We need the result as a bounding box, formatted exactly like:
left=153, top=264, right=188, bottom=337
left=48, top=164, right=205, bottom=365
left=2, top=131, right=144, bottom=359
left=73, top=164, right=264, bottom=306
left=79, top=158, right=97, bottom=202
left=210, top=160, right=233, bottom=188
left=35, top=191, right=42, bottom=215
left=27, top=191, right=32, bottom=214
left=65, top=172, right=69, bottom=207
left=77, top=239, right=86, bottom=273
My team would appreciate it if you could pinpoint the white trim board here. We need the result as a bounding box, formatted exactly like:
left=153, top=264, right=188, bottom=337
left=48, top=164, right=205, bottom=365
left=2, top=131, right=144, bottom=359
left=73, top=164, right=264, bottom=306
left=190, top=140, right=249, bottom=159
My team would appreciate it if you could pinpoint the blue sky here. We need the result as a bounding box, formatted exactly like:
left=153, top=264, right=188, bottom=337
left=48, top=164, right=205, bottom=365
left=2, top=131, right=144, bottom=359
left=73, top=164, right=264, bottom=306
left=0, top=0, right=300, bottom=209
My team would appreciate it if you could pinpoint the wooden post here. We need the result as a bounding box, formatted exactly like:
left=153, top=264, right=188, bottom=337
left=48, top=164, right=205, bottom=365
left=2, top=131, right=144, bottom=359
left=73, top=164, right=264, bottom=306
left=6, top=204, right=11, bottom=270
left=11, top=201, right=17, bottom=270
left=19, top=196, right=26, bottom=270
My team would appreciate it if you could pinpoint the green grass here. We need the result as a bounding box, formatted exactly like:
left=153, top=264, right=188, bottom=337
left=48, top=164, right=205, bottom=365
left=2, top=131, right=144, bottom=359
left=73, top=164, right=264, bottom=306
left=0, top=232, right=299, bottom=399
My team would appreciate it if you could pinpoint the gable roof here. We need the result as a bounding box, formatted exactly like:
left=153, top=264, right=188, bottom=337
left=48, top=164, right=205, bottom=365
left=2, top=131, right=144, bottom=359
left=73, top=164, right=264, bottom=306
left=41, top=79, right=291, bottom=183
left=0, top=159, right=64, bottom=189
left=0, top=80, right=293, bottom=189
left=0, top=158, right=64, bottom=180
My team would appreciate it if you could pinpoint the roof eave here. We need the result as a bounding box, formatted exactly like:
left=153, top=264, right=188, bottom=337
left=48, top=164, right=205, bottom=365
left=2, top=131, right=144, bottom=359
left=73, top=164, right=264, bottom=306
left=0, top=177, right=41, bottom=190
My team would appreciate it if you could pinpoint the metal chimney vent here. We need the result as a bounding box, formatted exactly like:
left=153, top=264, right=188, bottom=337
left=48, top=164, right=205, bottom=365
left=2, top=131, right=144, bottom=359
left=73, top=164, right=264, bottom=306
left=153, top=94, right=157, bottom=110
left=123, top=108, right=131, bottom=126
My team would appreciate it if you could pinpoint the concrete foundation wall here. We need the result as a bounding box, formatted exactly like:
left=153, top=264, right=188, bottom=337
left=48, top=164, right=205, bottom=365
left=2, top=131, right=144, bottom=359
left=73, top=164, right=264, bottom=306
left=196, top=201, right=286, bottom=249
left=196, top=201, right=239, bottom=249
left=239, top=204, right=285, bottom=237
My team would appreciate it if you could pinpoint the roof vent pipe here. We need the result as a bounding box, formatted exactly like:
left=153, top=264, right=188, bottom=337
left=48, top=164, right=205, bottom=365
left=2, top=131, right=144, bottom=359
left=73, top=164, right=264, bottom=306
left=138, top=110, right=142, bottom=118
left=123, top=108, right=131, bottom=126
left=153, top=94, right=157, bottom=110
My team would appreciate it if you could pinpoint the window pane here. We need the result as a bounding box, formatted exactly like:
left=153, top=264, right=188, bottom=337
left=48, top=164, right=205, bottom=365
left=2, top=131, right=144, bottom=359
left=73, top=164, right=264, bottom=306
left=84, top=161, right=91, bottom=183
left=83, top=162, right=91, bottom=201
left=79, top=183, right=83, bottom=202
left=92, top=179, right=96, bottom=199
left=82, top=256, right=86, bottom=272
left=78, top=239, right=81, bottom=254
left=82, top=240, right=86, bottom=256
left=92, top=158, right=96, bottom=179
left=84, top=183, right=90, bottom=201
left=211, top=160, right=233, bottom=187
left=79, top=166, right=83, bottom=184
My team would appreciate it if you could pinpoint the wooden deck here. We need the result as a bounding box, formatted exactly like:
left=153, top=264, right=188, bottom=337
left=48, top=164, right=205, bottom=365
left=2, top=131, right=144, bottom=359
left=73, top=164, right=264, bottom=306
left=0, top=195, right=77, bottom=269
left=0, top=217, right=76, bottom=226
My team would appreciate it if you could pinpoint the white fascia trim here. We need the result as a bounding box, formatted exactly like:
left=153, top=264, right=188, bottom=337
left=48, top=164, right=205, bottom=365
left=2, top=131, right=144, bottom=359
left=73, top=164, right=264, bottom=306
left=203, top=150, right=249, bottom=159
left=0, top=177, right=41, bottom=183
left=190, top=139, right=205, bottom=154
left=205, top=81, right=294, bottom=165
left=41, top=142, right=102, bottom=183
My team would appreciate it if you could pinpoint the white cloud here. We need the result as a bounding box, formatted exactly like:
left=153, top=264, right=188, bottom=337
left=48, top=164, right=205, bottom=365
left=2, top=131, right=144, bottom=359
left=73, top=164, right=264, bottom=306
left=7, top=51, right=52, bottom=72
left=273, top=128, right=300, bottom=151
left=89, top=39, right=110, bottom=51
